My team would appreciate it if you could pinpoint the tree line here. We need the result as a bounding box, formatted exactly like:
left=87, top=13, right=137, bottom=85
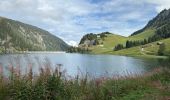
left=79, top=32, right=111, bottom=45
left=114, top=23, right=170, bottom=51
left=67, top=46, right=90, bottom=54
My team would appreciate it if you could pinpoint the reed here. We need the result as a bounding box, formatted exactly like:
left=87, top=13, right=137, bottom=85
left=0, top=60, right=170, bottom=100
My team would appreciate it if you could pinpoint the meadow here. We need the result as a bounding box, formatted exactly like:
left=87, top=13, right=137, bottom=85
left=88, top=28, right=170, bottom=58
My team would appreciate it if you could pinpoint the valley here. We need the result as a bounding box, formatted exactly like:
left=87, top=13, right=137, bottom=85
left=0, top=1, right=170, bottom=100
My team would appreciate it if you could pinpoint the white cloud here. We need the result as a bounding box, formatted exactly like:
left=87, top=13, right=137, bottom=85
left=144, top=0, right=170, bottom=12
left=67, top=41, right=78, bottom=47
left=0, top=0, right=168, bottom=44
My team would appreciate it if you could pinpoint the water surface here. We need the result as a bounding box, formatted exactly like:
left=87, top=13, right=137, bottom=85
left=0, top=53, right=168, bottom=78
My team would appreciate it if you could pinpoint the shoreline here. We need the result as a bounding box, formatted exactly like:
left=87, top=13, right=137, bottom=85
left=0, top=51, right=168, bottom=59
left=26, top=51, right=66, bottom=54
left=0, top=66, right=170, bottom=99
left=89, top=52, right=168, bottom=59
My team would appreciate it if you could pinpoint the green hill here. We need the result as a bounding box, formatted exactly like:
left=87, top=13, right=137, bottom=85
left=129, top=29, right=156, bottom=41
left=130, top=9, right=170, bottom=41
left=78, top=9, right=170, bottom=57
left=91, top=34, right=127, bottom=54
left=106, top=38, right=170, bottom=57
left=79, top=32, right=127, bottom=54
left=113, top=8, right=170, bottom=57
left=0, top=17, right=69, bottom=53
left=131, top=9, right=170, bottom=37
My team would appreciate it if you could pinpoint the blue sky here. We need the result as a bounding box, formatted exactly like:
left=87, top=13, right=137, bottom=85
left=0, top=0, right=170, bottom=46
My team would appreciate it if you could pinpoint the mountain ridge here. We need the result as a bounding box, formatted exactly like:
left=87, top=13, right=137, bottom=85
left=0, top=16, right=69, bottom=53
left=131, top=8, right=170, bottom=36
left=78, top=9, right=170, bottom=56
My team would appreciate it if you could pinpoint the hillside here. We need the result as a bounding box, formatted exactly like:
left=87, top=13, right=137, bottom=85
left=114, top=8, right=170, bottom=56
left=78, top=9, right=170, bottom=56
left=0, top=17, right=69, bottom=53
left=90, top=34, right=127, bottom=54
left=130, top=9, right=170, bottom=40
left=129, top=29, right=156, bottom=41
left=79, top=32, right=127, bottom=54
left=106, top=38, right=170, bottom=57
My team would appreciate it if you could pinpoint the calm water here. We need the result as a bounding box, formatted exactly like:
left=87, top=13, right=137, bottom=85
left=0, top=53, right=168, bottom=78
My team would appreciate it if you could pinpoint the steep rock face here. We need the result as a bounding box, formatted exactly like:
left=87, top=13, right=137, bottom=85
left=0, top=17, right=69, bottom=52
left=131, top=9, right=170, bottom=36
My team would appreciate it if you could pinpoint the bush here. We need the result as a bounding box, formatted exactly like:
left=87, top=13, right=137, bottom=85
left=158, top=43, right=165, bottom=56
left=0, top=61, right=170, bottom=100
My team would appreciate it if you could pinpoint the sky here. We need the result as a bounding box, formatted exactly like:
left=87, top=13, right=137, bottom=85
left=0, top=0, right=170, bottom=46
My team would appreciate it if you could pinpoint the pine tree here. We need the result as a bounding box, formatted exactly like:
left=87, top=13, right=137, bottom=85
left=158, top=43, right=165, bottom=56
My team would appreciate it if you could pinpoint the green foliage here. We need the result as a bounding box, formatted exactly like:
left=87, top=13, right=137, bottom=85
left=79, top=9, right=170, bottom=56
left=67, top=46, right=90, bottom=53
left=79, top=32, right=110, bottom=45
left=0, top=17, right=69, bottom=53
left=122, top=9, right=170, bottom=53
left=109, top=38, right=170, bottom=57
left=156, top=23, right=170, bottom=39
left=114, top=39, right=148, bottom=51
left=114, top=44, right=124, bottom=51
left=158, top=43, right=166, bottom=56
left=79, top=33, right=98, bottom=44
left=99, top=32, right=109, bottom=40
left=114, top=27, right=169, bottom=51
left=131, top=9, right=170, bottom=36
left=0, top=64, right=170, bottom=100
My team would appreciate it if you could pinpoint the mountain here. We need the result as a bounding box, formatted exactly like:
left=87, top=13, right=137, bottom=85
left=131, top=9, right=170, bottom=38
left=109, top=9, right=170, bottom=56
left=0, top=17, right=69, bottom=53
left=78, top=9, right=170, bottom=56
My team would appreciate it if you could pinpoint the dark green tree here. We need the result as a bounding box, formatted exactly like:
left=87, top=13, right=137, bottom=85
left=114, top=44, right=124, bottom=51
left=158, top=43, right=165, bottom=56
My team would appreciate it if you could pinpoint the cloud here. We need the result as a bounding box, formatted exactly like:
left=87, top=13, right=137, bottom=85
left=145, top=0, right=170, bottom=12
left=0, top=0, right=167, bottom=44
left=67, top=41, right=78, bottom=47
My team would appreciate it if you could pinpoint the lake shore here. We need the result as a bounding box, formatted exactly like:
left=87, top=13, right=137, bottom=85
left=0, top=53, right=169, bottom=99
left=1, top=50, right=168, bottom=59
left=0, top=65, right=170, bottom=100
left=89, top=51, right=169, bottom=59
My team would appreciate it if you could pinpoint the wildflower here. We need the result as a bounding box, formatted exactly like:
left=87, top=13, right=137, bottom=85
left=0, top=63, right=3, bottom=75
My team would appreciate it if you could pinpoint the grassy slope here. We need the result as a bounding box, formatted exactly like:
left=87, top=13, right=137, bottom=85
left=90, top=34, right=127, bottom=54
left=129, top=29, right=156, bottom=41
left=90, top=29, right=170, bottom=57
left=107, top=38, right=170, bottom=57
left=90, top=29, right=156, bottom=54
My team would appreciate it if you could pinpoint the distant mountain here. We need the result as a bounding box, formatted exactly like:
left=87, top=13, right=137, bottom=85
left=131, top=9, right=170, bottom=36
left=0, top=17, right=69, bottom=53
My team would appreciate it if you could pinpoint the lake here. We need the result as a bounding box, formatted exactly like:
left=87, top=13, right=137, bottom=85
left=0, top=53, right=168, bottom=78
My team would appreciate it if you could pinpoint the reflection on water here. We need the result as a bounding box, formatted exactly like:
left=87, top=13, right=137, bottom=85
left=0, top=53, right=168, bottom=78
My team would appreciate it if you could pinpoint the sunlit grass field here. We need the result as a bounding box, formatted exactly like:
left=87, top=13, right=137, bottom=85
left=108, top=38, right=170, bottom=57
left=128, top=29, right=156, bottom=41
left=90, top=34, right=127, bottom=54
left=89, top=29, right=170, bottom=57
left=90, top=29, right=156, bottom=54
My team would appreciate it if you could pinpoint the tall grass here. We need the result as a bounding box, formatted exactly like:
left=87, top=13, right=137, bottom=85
left=0, top=60, right=170, bottom=100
